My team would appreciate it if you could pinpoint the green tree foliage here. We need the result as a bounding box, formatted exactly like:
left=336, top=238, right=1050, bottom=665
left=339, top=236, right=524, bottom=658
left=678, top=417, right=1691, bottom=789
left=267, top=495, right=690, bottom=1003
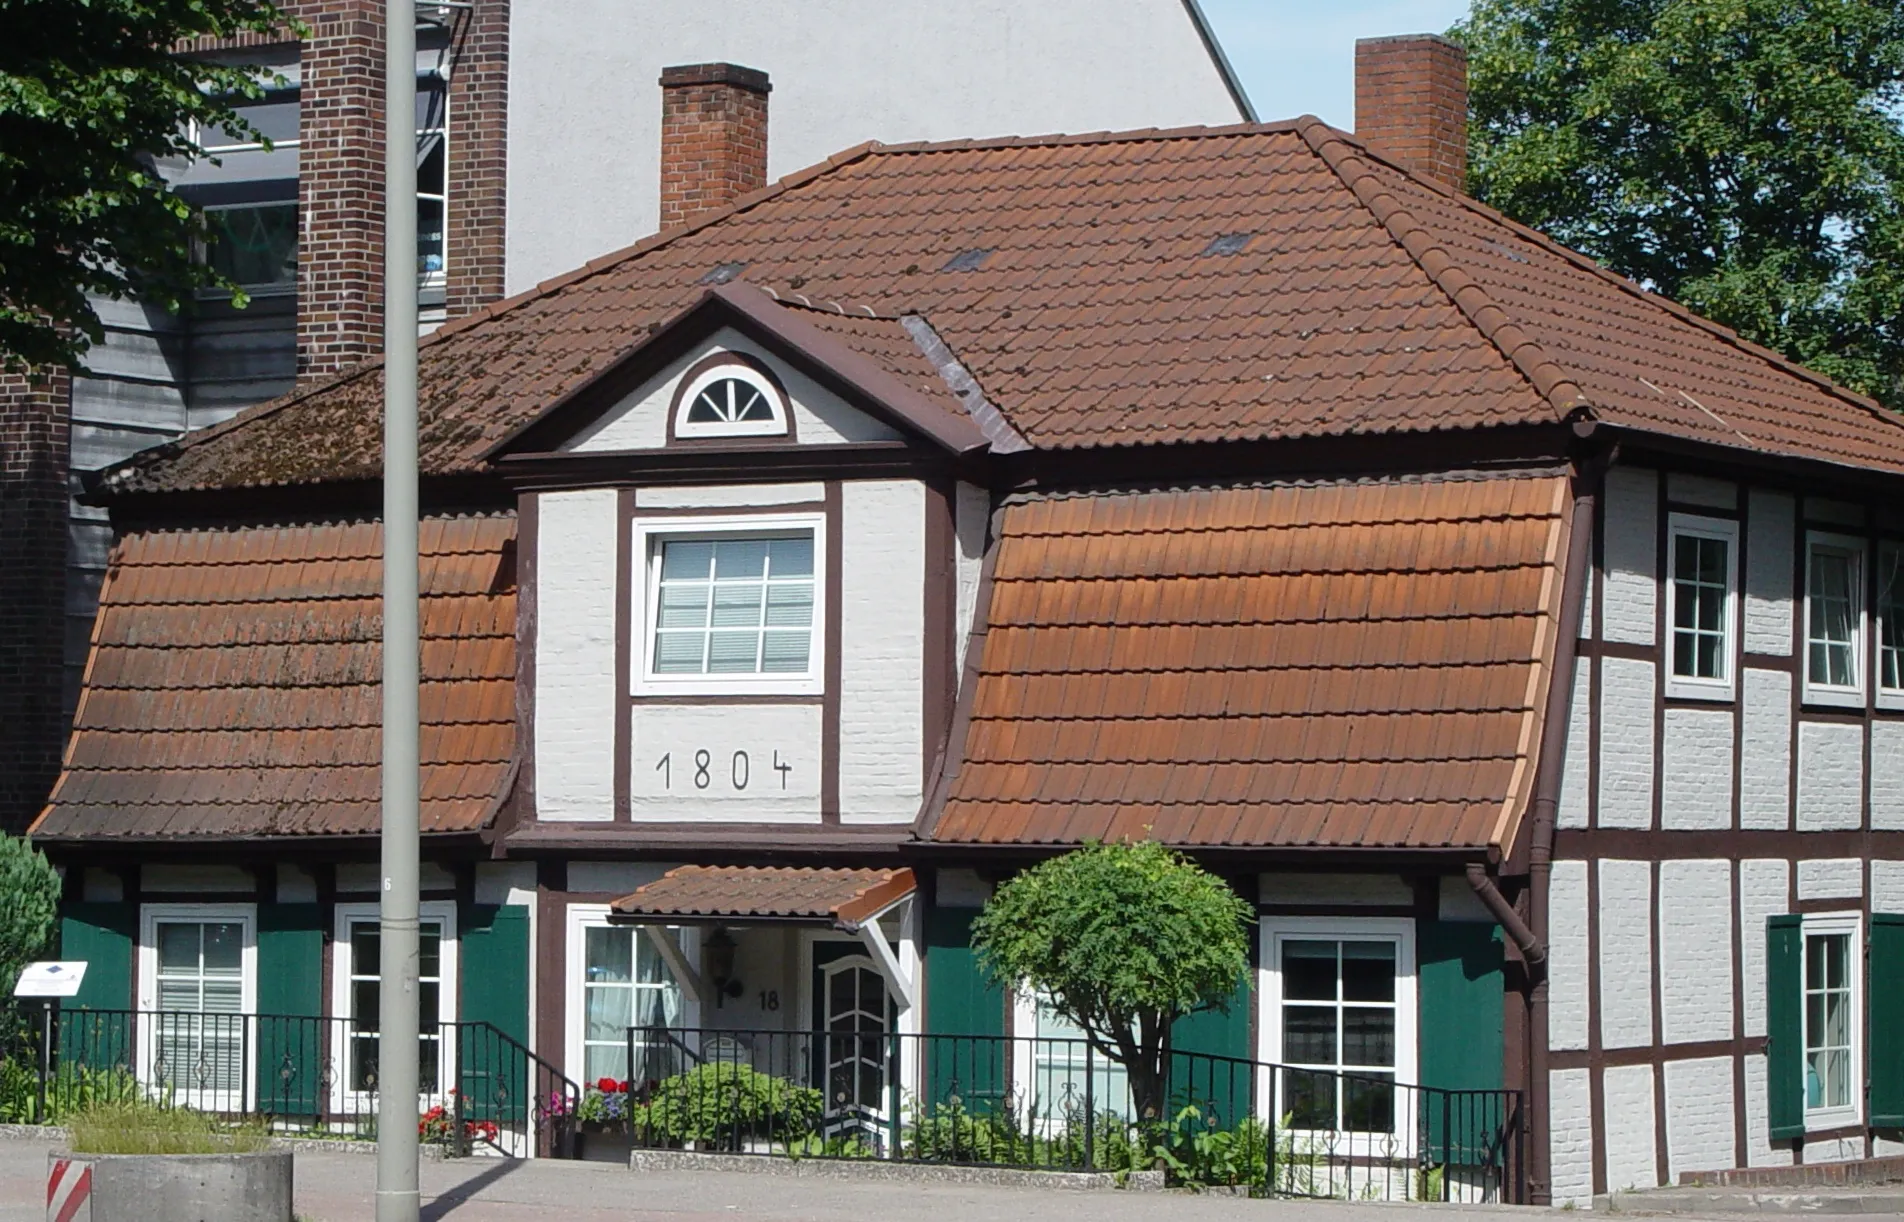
left=1455, top=0, right=1904, bottom=407
left=0, top=0, right=292, bottom=369
left=970, top=841, right=1251, bottom=1126
left=0, top=834, right=59, bottom=995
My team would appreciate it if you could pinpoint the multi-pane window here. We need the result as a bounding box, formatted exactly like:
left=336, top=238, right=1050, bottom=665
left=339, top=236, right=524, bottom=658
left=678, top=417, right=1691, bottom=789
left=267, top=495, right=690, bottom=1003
left=1668, top=517, right=1736, bottom=696
left=1806, top=537, right=1864, bottom=699
left=582, top=925, right=681, bottom=1085
left=1804, top=926, right=1856, bottom=1120
left=345, top=917, right=445, bottom=1095
left=1880, top=543, right=1902, bottom=697
left=1030, top=996, right=1131, bottom=1123
left=152, top=920, right=245, bottom=1094
left=650, top=535, right=816, bottom=678
left=416, top=77, right=448, bottom=291
left=1278, top=938, right=1399, bottom=1133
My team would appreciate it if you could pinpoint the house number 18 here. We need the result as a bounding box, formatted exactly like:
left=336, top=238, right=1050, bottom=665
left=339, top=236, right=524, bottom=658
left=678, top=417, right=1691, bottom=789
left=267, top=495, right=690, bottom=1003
left=652, top=750, right=794, bottom=791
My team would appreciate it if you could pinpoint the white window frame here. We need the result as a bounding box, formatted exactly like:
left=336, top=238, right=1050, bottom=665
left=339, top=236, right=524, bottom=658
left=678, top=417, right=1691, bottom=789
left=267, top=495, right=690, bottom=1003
left=1878, top=540, right=1903, bottom=711
left=1665, top=513, right=1740, bottom=701
left=1009, top=989, right=1134, bottom=1131
left=632, top=512, right=827, bottom=697
left=673, top=361, right=790, bottom=440
left=1257, top=916, right=1418, bottom=1148
left=1799, top=912, right=1862, bottom=1132
left=1803, top=532, right=1867, bottom=708
left=136, top=903, right=257, bottom=1111
left=330, top=900, right=458, bottom=1114
left=563, top=905, right=697, bottom=1087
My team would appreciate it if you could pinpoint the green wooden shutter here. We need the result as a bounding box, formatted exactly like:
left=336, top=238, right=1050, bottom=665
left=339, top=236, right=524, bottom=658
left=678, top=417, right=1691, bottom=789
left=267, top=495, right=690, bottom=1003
left=1170, top=973, right=1252, bottom=1126
left=923, top=906, right=1005, bottom=1109
left=1418, top=921, right=1506, bottom=1160
left=1766, top=914, right=1804, bottom=1141
left=460, top=905, right=530, bottom=1122
left=1870, top=914, right=1904, bottom=1128
left=255, top=904, right=324, bottom=1115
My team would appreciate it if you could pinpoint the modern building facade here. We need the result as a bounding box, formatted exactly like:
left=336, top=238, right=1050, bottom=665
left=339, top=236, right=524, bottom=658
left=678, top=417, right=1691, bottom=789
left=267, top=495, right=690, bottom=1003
left=30, top=36, right=1904, bottom=1205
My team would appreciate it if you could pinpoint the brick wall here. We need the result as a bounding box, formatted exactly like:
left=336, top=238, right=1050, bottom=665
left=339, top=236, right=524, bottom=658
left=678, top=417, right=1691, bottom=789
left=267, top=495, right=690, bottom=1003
left=447, top=0, right=510, bottom=318
left=0, top=367, right=71, bottom=833
left=297, top=0, right=385, bottom=382
left=658, top=63, right=770, bottom=232
left=1353, top=34, right=1468, bottom=193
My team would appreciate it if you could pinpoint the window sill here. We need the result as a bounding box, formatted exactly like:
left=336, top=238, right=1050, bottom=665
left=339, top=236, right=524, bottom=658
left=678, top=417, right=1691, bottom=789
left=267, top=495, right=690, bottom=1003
left=1804, top=1108, right=1862, bottom=1135
left=1877, top=690, right=1904, bottom=713
left=1800, top=685, right=1866, bottom=711
left=1664, top=677, right=1735, bottom=704
left=632, top=677, right=823, bottom=700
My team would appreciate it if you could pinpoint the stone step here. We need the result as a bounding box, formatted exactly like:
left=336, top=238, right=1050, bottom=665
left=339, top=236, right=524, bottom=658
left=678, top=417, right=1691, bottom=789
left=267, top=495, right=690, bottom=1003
left=1596, top=1186, right=1904, bottom=1215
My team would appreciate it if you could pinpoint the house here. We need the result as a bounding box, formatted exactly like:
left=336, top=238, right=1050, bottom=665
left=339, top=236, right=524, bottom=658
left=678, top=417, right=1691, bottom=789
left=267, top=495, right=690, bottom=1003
left=0, top=0, right=1249, bottom=836
left=31, top=35, right=1904, bottom=1205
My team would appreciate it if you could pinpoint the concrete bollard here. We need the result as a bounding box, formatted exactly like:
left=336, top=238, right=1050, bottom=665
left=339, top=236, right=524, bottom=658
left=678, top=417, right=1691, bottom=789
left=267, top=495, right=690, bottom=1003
left=47, top=1149, right=293, bottom=1222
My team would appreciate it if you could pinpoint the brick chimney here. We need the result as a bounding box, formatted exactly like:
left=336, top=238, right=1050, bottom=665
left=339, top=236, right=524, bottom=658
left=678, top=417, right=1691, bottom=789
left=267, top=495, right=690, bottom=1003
left=0, top=366, right=71, bottom=833
left=1354, top=34, right=1468, bottom=193
left=658, top=63, right=770, bottom=231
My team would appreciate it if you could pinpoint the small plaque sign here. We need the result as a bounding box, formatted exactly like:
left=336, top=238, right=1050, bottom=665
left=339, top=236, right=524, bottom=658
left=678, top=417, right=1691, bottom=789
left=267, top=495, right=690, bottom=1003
left=14, top=962, right=87, bottom=999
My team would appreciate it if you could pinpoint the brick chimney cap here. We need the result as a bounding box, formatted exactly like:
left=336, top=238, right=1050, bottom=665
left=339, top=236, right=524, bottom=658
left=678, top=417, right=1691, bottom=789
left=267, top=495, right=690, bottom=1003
left=1355, top=32, right=1465, bottom=53
left=660, top=63, right=772, bottom=94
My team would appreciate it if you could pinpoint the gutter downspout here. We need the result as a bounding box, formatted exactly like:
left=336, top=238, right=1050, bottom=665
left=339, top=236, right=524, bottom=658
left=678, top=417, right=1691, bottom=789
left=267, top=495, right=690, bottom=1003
left=1474, top=470, right=1595, bottom=1205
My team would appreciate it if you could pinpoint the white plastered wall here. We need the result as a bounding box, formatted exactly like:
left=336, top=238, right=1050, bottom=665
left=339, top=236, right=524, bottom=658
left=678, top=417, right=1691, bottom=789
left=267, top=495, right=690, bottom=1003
left=534, top=488, right=619, bottom=821
left=504, top=0, right=1245, bottom=293
left=839, top=479, right=926, bottom=823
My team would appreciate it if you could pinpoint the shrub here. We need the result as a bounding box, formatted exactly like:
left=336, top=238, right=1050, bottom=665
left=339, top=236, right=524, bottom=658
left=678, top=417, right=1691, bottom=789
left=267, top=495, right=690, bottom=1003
left=633, top=1063, right=821, bottom=1149
left=0, top=835, right=58, bottom=997
left=67, top=1100, right=270, bottom=1155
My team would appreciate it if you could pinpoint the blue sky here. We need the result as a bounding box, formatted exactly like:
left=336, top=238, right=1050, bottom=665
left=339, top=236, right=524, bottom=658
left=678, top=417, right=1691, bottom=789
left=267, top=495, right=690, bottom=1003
left=1197, top=1, right=1474, bottom=128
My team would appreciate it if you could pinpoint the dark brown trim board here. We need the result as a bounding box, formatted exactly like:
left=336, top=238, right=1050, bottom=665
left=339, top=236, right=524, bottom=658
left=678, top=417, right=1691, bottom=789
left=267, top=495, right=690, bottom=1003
left=615, top=488, right=633, bottom=822
left=535, top=859, right=566, bottom=1071
left=516, top=491, right=539, bottom=821
left=921, top=476, right=956, bottom=789
left=821, top=481, right=843, bottom=824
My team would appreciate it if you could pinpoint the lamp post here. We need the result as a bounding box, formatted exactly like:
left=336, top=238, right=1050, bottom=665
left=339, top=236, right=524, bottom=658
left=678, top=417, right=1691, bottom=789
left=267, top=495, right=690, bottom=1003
left=375, top=0, right=422, bottom=1218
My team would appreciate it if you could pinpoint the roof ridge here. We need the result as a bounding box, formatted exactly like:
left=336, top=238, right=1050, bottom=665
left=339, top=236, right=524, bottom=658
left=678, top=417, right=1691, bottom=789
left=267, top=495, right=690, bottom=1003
left=863, top=117, right=1309, bottom=158
left=1296, top=118, right=1586, bottom=425
left=1431, top=180, right=1904, bottom=438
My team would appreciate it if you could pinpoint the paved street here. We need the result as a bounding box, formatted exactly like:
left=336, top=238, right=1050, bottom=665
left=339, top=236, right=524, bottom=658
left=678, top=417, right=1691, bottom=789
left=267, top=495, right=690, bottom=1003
left=0, top=1136, right=1879, bottom=1221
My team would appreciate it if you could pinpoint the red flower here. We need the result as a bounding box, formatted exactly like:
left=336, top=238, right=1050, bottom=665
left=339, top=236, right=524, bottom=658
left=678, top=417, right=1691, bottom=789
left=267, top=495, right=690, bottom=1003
left=596, top=1077, right=620, bottom=1092
left=617, top=1080, right=631, bottom=1093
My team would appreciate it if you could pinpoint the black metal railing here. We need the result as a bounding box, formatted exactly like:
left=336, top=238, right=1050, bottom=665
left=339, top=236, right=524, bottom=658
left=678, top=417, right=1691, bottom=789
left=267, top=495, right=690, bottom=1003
left=2, top=1007, right=580, bottom=1159
left=610, top=1027, right=1523, bottom=1201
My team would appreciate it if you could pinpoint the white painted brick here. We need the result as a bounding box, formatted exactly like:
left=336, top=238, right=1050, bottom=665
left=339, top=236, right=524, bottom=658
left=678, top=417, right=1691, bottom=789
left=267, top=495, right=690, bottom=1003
left=1797, top=721, right=1864, bottom=830
left=1668, top=473, right=1737, bottom=509
left=1599, top=859, right=1655, bottom=1049
left=636, top=482, right=824, bottom=509
left=1660, top=860, right=1733, bottom=1044
left=839, top=479, right=925, bottom=823
left=474, top=861, right=536, bottom=907
left=1437, top=876, right=1494, bottom=922
left=1805, top=1136, right=1864, bottom=1164
left=1740, top=668, right=1792, bottom=830
left=954, top=481, right=989, bottom=674
left=567, top=861, right=671, bottom=894
left=1603, top=467, right=1660, bottom=646
left=535, top=488, right=619, bottom=822
left=1796, top=859, right=1863, bottom=900
left=1258, top=873, right=1411, bottom=906
left=1875, top=1134, right=1904, bottom=1159
left=1872, top=721, right=1904, bottom=830
left=1806, top=497, right=1864, bottom=527
left=1558, top=658, right=1592, bottom=830
left=1664, top=1056, right=1736, bottom=1181
left=1599, top=658, right=1657, bottom=829
left=277, top=864, right=316, bottom=904
left=1739, top=860, right=1790, bottom=1038
left=1661, top=708, right=1734, bottom=830
left=1550, top=859, right=1591, bottom=1052
left=1580, top=568, right=1594, bottom=639
left=629, top=703, right=823, bottom=822
left=1744, top=490, right=1795, bottom=655
left=1743, top=1053, right=1794, bottom=1167
left=1604, top=1064, right=1662, bottom=1192
left=1873, top=860, right=1904, bottom=914
left=1549, top=1068, right=1596, bottom=1208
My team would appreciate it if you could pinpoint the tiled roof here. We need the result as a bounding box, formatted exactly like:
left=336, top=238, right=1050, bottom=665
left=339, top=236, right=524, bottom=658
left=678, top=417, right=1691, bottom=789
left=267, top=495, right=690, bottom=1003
left=32, top=516, right=516, bottom=841
left=98, top=119, right=1904, bottom=497
left=927, top=472, right=1572, bottom=851
left=611, top=866, right=916, bottom=928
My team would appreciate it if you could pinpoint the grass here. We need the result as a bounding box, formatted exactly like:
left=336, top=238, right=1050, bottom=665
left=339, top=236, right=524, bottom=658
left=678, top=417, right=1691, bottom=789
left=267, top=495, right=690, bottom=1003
left=67, top=1100, right=272, bottom=1155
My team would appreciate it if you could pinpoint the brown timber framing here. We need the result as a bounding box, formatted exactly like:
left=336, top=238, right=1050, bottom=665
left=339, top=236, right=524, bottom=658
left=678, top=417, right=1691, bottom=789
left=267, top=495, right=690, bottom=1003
left=822, top=481, right=843, bottom=824
left=921, top=476, right=957, bottom=791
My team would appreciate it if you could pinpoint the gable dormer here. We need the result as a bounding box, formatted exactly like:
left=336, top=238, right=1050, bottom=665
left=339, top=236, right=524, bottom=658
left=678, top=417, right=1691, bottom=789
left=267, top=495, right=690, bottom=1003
left=489, top=285, right=997, bottom=839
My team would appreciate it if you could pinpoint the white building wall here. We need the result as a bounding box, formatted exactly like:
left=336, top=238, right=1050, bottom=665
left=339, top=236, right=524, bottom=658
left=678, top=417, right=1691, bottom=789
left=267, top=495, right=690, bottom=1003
left=1658, top=860, right=1731, bottom=1045
left=628, top=703, right=823, bottom=822
left=1599, top=658, right=1656, bottom=829
left=1558, top=658, right=1592, bottom=830
left=1548, top=860, right=1590, bottom=1052
left=1742, top=490, right=1794, bottom=654
left=839, top=479, right=926, bottom=823
left=1597, top=859, right=1654, bottom=1049
left=504, top=0, right=1247, bottom=293
left=1873, top=721, right=1904, bottom=830
left=534, top=489, right=620, bottom=821
left=1739, top=668, right=1792, bottom=830
left=1601, top=466, right=1658, bottom=645
left=1738, top=860, right=1789, bottom=1038
left=1549, top=1067, right=1596, bottom=1208
left=1664, top=1057, right=1736, bottom=1181
left=1741, top=1054, right=1793, bottom=1167
left=1795, top=858, right=1863, bottom=901
left=1603, top=1064, right=1661, bottom=1192
left=1796, top=721, right=1864, bottom=830
left=953, top=481, right=989, bottom=674
left=1660, top=708, right=1732, bottom=830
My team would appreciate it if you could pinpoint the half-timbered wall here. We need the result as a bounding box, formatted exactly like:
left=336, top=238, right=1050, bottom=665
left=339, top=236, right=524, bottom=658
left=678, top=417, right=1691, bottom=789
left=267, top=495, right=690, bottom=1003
left=1546, top=463, right=1904, bottom=1205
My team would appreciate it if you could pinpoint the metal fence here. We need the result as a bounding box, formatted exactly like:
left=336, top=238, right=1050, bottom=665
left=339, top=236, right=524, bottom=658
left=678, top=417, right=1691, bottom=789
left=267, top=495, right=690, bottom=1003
left=613, top=1027, right=1524, bottom=1201
left=1, top=1007, right=580, bottom=1158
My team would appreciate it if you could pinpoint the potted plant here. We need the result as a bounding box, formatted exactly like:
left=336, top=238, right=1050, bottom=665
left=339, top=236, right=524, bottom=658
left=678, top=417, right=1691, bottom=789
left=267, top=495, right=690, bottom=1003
left=575, top=1078, right=634, bottom=1164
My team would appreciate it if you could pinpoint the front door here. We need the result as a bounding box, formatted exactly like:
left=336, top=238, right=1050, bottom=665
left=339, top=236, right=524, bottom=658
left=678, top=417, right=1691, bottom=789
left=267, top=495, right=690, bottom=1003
left=810, top=944, right=893, bottom=1138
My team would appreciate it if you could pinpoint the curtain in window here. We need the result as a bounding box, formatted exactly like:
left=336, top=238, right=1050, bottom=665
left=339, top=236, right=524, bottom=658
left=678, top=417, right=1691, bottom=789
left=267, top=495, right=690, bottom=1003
left=1809, top=549, right=1857, bottom=687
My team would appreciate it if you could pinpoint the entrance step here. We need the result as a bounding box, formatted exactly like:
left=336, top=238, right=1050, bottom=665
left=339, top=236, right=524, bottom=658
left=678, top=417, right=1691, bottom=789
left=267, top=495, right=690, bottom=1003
left=1597, top=1185, right=1904, bottom=1214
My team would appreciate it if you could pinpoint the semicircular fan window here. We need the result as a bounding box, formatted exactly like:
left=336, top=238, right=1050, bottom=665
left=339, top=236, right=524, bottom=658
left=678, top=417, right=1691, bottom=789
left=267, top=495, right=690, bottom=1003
left=686, top=377, right=776, bottom=425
